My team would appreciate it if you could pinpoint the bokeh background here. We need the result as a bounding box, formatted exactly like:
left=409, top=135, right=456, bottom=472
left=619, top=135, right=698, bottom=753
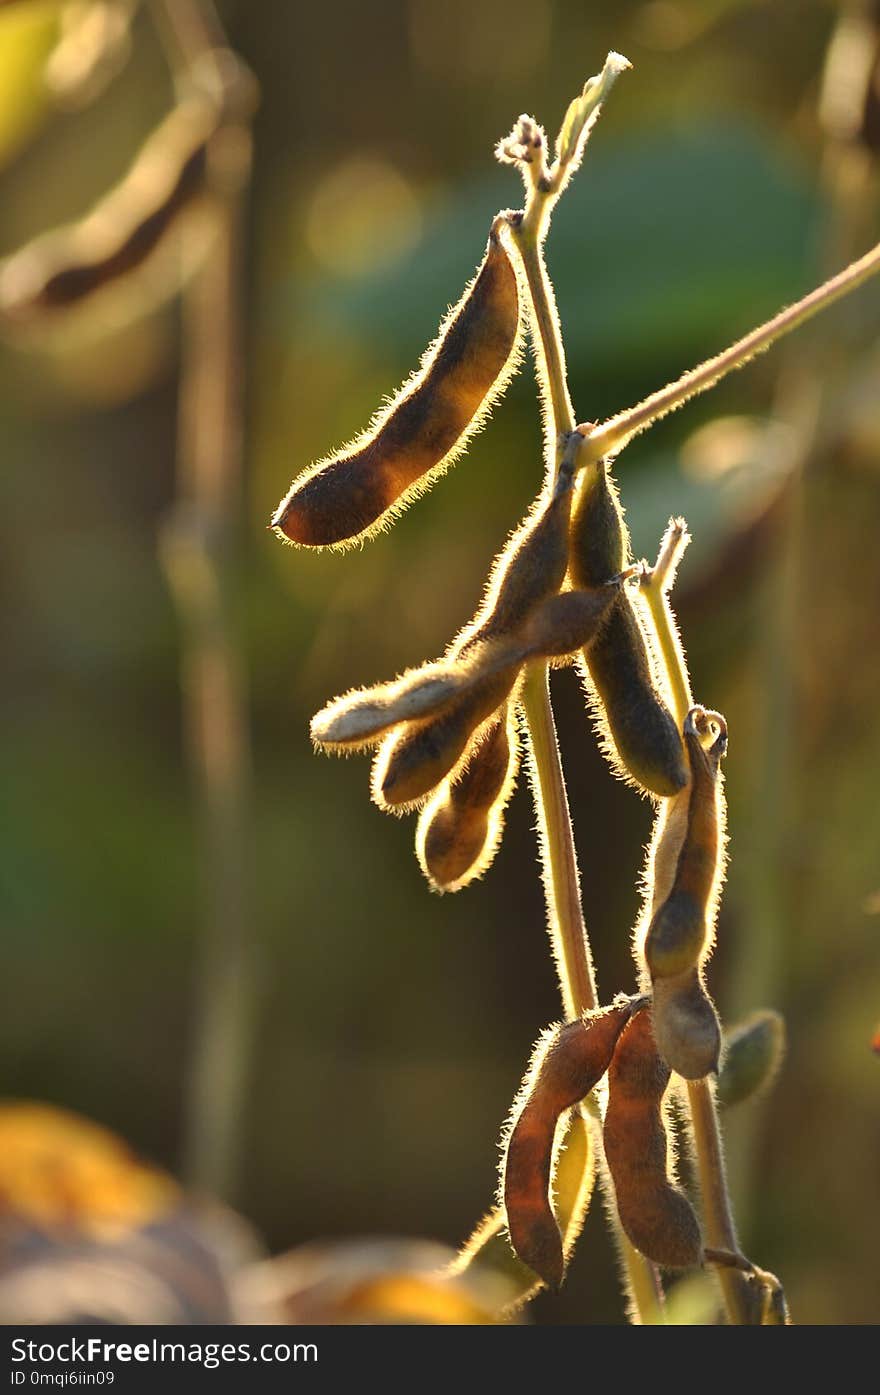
left=1, top=0, right=878, bottom=1324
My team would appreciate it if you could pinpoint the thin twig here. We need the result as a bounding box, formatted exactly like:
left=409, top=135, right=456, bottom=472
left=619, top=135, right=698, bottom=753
left=639, top=518, right=693, bottom=721
left=578, top=237, right=880, bottom=464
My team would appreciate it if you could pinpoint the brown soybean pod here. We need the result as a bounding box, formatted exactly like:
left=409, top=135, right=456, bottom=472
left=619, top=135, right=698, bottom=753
left=458, top=463, right=576, bottom=652
left=603, top=1008, right=702, bottom=1269
left=569, top=459, right=687, bottom=797
left=0, top=96, right=220, bottom=320
left=371, top=666, right=519, bottom=812
left=310, top=633, right=524, bottom=752
left=518, top=581, right=624, bottom=663
left=502, top=1002, right=633, bottom=1289
left=452, top=1109, right=593, bottom=1312
left=312, top=549, right=615, bottom=760
left=372, top=468, right=578, bottom=810
left=645, top=708, right=728, bottom=980
left=417, top=707, right=519, bottom=892
left=647, top=709, right=726, bottom=1079
left=271, top=222, right=521, bottom=548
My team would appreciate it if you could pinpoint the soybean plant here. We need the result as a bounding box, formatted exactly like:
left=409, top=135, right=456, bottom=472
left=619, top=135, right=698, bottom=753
left=273, top=55, right=880, bottom=1323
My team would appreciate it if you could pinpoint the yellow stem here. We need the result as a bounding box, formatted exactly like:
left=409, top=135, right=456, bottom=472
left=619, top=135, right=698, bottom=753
left=687, top=1078, right=754, bottom=1325
left=511, top=150, right=666, bottom=1323
left=520, top=665, right=595, bottom=1017
left=511, top=215, right=575, bottom=443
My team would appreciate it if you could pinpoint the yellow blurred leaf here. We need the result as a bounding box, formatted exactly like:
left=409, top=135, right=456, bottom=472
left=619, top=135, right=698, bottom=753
left=240, top=1237, right=519, bottom=1325
left=0, top=1101, right=178, bottom=1239
left=0, top=3, right=61, bottom=168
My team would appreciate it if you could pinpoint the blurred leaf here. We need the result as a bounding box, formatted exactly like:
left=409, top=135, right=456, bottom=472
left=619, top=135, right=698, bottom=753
left=664, top=1271, right=720, bottom=1325
left=0, top=3, right=59, bottom=168
left=617, top=414, right=798, bottom=577
left=240, top=1237, right=520, bottom=1324
left=290, top=123, right=820, bottom=380
left=0, top=1100, right=177, bottom=1238
left=0, top=1102, right=264, bottom=1324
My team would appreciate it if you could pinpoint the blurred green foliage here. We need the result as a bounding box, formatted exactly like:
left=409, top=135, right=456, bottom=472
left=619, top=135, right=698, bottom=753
left=1, top=0, right=878, bottom=1325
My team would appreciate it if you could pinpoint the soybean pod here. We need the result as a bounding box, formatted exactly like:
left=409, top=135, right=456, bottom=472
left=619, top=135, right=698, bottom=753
left=603, top=1007, right=702, bottom=1269
left=569, top=457, right=687, bottom=797
left=458, top=462, right=575, bottom=650
left=370, top=468, right=577, bottom=811
left=452, top=1110, right=593, bottom=1312
left=652, top=969, right=721, bottom=1081
left=272, top=219, right=522, bottom=549
left=716, top=1010, right=786, bottom=1109
left=312, top=577, right=621, bottom=757
left=502, top=1001, right=634, bottom=1289
left=0, top=56, right=255, bottom=321
left=646, top=707, right=727, bottom=1079
left=416, top=706, right=520, bottom=893
left=371, top=666, right=522, bottom=813
left=310, top=635, right=523, bottom=752
left=645, top=708, right=728, bottom=980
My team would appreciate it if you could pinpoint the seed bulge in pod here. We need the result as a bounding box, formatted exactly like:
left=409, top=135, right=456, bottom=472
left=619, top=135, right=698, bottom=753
left=652, top=970, right=722, bottom=1081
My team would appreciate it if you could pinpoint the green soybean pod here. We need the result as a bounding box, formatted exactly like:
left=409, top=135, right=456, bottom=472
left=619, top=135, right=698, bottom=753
left=501, top=1001, right=634, bottom=1290
left=716, top=1010, right=786, bottom=1109
left=271, top=220, right=522, bottom=549
left=416, top=706, right=520, bottom=893
left=569, top=459, right=687, bottom=797
left=603, top=1007, right=702, bottom=1269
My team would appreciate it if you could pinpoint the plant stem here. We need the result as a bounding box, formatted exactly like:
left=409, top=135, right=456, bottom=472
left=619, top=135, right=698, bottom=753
left=520, top=665, right=595, bottom=1017
left=154, top=0, right=255, bottom=1201
left=578, top=237, right=880, bottom=464
left=640, top=554, right=757, bottom=1324
left=639, top=519, right=693, bottom=720
left=686, top=1076, right=754, bottom=1324
left=510, top=157, right=666, bottom=1323
left=512, top=218, right=575, bottom=441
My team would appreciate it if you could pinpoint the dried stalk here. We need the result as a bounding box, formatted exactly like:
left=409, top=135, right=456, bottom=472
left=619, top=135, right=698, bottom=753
left=154, top=0, right=255, bottom=1200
